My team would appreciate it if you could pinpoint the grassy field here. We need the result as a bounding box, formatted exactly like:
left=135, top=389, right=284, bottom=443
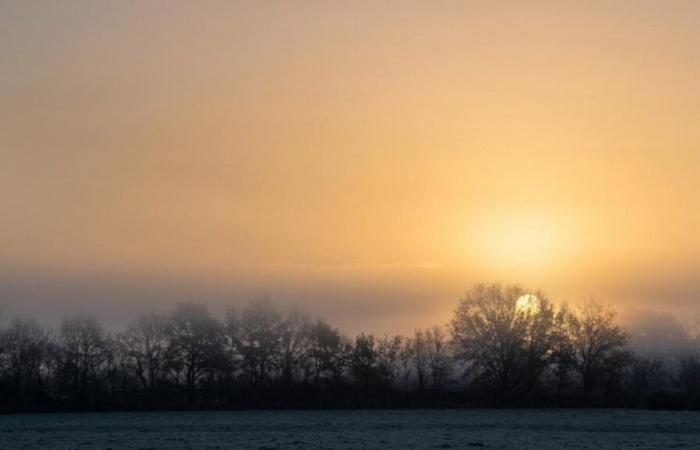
left=1, top=409, right=699, bottom=449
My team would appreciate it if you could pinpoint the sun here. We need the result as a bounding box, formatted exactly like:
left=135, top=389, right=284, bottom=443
left=516, top=294, right=540, bottom=314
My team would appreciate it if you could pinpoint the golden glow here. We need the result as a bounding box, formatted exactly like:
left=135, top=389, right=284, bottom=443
left=516, top=294, right=541, bottom=315
left=3, top=2, right=700, bottom=331
left=463, top=212, right=573, bottom=275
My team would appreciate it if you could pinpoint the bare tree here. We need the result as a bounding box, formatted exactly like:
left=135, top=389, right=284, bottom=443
left=450, top=284, right=556, bottom=403
left=550, top=303, right=576, bottom=403
left=521, top=293, right=557, bottom=397
left=425, top=326, right=451, bottom=390
left=412, top=329, right=429, bottom=390
left=377, top=335, right=403, bottom=387
left=118, top=313, right=168, bottom=403
left=397, top=337, right=415, bottom=390
left=566, top=300, right=630, bottom=405
left=54, top=314, right=111, bottom=410
left=165, top=303, right=224, bottom=405
left=0, top=317, right=50, bottom=411
left=278, top=308, right=312, bottom=386
left=349, top=333, right=378, bottom=388
left=222, top=305, right=242, bottom=384
left=306, top=319, right=344, bottom=383
left=238, top=299, right=282, bottom=387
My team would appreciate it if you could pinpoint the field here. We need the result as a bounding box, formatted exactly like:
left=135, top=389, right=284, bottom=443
left=1, top=409, right=699, bottom=449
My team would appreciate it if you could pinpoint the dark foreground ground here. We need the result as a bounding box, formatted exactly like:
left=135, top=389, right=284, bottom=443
left=1, top=409, right=699, bottom=449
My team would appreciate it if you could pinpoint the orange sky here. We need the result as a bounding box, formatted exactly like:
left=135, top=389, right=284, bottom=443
left=2, top=1, right=700, bottom=333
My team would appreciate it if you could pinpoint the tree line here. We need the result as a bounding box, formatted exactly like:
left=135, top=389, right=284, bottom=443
left=1, top=283, right=699, bottom=413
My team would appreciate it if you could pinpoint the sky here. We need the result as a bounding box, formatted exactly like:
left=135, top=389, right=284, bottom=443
left=2, top=1, right=700, bottom=335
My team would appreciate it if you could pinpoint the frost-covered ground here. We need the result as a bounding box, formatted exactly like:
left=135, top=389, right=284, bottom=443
left=1, top=409, right=699, bottom=449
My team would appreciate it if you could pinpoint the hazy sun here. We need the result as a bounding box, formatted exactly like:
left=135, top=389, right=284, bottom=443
left=516, top=294, right=540, bottom=314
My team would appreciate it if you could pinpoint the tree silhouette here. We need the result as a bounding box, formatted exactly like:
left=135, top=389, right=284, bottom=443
left=53, top=315, right=111, bottom=410
left=0, top=317, right=50, bottom=411
left=118, top=313, right=169, bottom=406
left=165, top=303, right=224, bottom=406
left=566, top=300, right=630, bottom=405
left=237, top=298, right=282, bottom=387
left=0, top=286, right=696, bottom=412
